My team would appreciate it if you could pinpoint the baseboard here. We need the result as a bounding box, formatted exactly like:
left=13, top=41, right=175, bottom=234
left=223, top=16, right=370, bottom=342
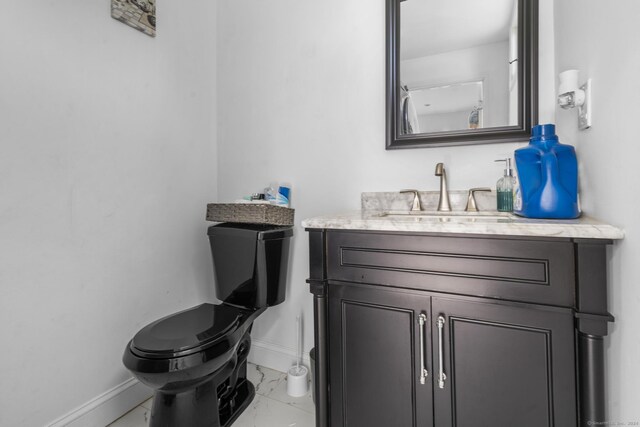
left=47, top=377, right=152, bottom=427
left=46, top=341, right=304, bottom=426
left=248, top=338, right=311, bottom=374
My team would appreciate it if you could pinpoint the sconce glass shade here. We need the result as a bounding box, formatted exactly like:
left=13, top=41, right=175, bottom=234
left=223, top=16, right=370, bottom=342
left=558, top=70, right=580, bottom=94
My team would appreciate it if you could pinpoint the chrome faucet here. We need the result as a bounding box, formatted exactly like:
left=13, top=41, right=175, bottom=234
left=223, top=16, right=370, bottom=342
left=434, top=163, right=451, bottom=211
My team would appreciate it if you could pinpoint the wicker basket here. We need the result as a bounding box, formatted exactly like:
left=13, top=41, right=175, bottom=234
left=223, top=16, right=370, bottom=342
left=206, top=203, right=295, bottom=226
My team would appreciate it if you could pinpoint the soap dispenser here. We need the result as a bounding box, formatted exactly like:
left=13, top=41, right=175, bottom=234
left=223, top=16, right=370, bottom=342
left=495, top=158, right=516, bottom=212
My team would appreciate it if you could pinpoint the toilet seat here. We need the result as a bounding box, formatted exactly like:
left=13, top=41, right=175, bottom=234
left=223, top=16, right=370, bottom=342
left=130, top=303, right=241, bottom=359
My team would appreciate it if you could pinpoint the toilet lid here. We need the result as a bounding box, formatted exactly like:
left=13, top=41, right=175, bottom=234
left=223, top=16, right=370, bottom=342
left=131, top=303, right=241, bottom=358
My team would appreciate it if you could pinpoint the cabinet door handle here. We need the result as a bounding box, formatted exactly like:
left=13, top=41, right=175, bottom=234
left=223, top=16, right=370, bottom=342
left=437, top=315, right=447, bottom=389
left=418, top=313, right=428, bottom=384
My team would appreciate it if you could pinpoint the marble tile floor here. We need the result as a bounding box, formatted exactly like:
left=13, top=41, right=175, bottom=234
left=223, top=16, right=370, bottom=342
left=108, top=363, right=315, bottom=427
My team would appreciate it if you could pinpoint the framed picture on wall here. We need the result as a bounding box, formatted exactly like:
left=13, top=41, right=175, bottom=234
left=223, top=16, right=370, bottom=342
left=111, top=0, right=156, bottom=37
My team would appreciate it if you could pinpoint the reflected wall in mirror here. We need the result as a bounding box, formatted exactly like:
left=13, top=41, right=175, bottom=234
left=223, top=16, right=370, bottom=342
left=386, top=0, right=538, bottom=149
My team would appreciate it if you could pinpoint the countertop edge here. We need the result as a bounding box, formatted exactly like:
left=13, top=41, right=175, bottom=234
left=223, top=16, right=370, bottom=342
left=300, top=211, right=625, bottom=241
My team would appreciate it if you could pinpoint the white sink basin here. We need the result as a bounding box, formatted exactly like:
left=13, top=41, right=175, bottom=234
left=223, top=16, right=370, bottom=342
left=376, top=211, right=514, bottom=221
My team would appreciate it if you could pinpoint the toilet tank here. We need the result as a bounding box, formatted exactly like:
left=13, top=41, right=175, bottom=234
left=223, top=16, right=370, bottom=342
left=207, top=223, right=293, bottom=309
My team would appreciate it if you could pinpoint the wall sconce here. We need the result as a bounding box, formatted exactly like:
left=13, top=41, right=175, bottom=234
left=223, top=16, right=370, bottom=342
left=558, top=69, right=592, bottom=130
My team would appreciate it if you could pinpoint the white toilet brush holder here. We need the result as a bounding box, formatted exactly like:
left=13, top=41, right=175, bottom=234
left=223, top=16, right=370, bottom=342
left=287, top=314, right=309, bottom=397
left=287, top=365, right=309, bottom=397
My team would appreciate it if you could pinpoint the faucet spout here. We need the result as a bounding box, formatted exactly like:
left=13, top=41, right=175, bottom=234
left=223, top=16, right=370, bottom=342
left=434, top=163, right=452, bottom=211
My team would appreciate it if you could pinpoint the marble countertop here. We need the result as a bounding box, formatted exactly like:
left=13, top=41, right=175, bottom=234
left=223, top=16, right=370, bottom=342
left=301, top=210, right=624, bottom=240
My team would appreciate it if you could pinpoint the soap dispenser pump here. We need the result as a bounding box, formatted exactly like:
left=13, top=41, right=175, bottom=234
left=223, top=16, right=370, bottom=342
left=495, top=158, right=516, bottom=212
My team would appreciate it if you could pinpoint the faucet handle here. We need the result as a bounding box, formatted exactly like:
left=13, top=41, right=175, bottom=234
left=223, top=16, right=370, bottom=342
left=400, top=189, right=422, bottom=212
left=465, top=188, right=492, bottom=212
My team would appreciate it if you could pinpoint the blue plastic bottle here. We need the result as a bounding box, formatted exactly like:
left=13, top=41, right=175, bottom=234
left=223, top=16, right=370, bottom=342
left=514, top=124, right=580, bottom=219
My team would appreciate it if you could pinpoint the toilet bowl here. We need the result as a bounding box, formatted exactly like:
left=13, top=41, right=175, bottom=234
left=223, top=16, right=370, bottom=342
left=123, top=223, right=293, bottom=427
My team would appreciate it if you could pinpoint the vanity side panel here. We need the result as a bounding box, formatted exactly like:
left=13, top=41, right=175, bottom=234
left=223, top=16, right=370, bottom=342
left=306, top=229, right=330, bottom=427
left=574, top=241, right=612, bottom=334
left=308, top=229, right=327, bottom=282
left=574, top=240, right=614, bottom=426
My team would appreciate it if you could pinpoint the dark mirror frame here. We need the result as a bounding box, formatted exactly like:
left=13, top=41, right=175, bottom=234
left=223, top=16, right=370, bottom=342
left=386, top=0, right=539, bottom=149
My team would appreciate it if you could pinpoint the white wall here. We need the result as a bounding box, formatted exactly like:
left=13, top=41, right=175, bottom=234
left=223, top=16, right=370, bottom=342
left=0, top=0, right=570, bottom=424
left=554, top=0, right=640, bottom=421
left=0, top=1, right=217, bottom=426
left=217, top=0, right=555, bottom=371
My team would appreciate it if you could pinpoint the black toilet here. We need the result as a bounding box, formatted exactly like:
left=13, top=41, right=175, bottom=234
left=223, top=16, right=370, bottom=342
left=123, top=223, right=293, bottom=427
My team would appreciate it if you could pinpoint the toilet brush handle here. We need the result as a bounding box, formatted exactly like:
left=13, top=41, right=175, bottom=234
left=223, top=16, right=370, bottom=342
left=296, top=315, right=302, bottom=369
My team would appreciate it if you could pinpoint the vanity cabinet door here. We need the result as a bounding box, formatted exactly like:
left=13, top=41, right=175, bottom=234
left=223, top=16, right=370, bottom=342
left=329, top=283, right=434, bottom=427
left=431, top=297, right=577, bottom=427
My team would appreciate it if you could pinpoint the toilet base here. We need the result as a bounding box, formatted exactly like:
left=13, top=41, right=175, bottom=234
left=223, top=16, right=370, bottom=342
left=149, top=377, right=255, bottom=427
left=148, top=346, right=255, bottom=427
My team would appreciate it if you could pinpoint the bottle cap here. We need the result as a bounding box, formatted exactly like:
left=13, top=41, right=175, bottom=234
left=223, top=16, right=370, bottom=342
left=531, top=124, right=558, bottom=143
left=532, top=124, right=555, bottom=137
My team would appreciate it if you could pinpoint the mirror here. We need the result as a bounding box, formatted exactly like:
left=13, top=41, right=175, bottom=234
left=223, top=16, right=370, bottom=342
left=386, top=0, right=538, bottom=149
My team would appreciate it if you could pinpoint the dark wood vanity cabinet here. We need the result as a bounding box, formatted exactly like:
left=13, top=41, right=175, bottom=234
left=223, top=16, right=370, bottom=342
left=307, top=229, right=613, bottom=427
left=328, top=283, right=433, bottom=427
